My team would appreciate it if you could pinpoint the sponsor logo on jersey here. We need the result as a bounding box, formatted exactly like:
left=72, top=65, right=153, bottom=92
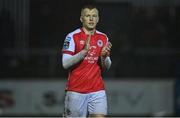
left=85, top=46, right=98, bottom=63
left=63, top=37, right=71, bottom=49
left=63, top=41, right=70, bottom=49
left=97, top=40, right=103, bottom=47
left=65, top=37, right=71, bottom=41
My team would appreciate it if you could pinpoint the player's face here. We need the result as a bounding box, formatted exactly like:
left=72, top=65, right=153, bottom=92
left=80, top=8, right=99, bottom=31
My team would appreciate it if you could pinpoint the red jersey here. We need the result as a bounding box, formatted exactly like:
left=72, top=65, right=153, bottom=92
left=62, top=28, right=109, bottom=93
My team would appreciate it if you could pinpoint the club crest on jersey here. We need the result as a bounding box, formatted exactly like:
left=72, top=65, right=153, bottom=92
left=97, top=40, right=103, bottom=47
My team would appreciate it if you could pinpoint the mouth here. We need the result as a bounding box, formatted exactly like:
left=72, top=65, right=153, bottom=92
left=89, top=22, right=94, bottom=26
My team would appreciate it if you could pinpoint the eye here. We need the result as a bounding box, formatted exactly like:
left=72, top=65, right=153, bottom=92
left=93, top=14, right=97, bottom=17
left=85, top=14, right=90, bottom=17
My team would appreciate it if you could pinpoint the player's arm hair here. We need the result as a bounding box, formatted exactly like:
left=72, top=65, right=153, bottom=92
left=62, top=50, right=87, bottom=69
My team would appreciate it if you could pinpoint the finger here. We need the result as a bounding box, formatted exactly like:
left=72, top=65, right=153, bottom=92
left=108, top=42, right=112, bottom=47
left=86, top=35, right=91, bottom=44
left=107, top=45, right=111, bottom=49
left=102, top=46, right=106, bottom=51
left=107, top=51, right=110, bottom=56
left=106, top=47, right=111, bottom=51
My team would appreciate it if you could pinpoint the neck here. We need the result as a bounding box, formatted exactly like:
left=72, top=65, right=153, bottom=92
left=82, top=27, right=95, bottom=35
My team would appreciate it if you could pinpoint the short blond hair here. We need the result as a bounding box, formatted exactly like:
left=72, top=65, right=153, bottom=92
left=81, top=5, right=99, bottom=16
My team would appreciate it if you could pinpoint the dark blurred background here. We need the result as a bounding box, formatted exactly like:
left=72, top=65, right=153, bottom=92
left=0, top=0, right=179, bottom=79
left=0, top=0, right=180, bottom=116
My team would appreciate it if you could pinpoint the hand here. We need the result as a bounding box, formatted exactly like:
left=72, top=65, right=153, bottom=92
left=101, top=42, right=112, bottom=57
left=83, top=34, right=91, bottom=54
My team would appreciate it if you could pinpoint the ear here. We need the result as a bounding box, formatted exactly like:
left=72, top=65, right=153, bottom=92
left=80, top=16, right=83, bottom=23
left=97, top=17, right=99, bottom=23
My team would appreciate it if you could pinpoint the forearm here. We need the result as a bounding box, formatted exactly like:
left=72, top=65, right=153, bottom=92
left=101, top=56, right=111, bottom=70
left=62, top=50, right=87, bottom=69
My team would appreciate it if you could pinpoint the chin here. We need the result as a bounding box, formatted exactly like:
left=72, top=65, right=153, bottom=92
left=87, top=26, right=96, bottom=30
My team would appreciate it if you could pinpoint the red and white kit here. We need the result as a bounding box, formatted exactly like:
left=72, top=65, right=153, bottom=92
left=62, top=28, right=109, bottom=93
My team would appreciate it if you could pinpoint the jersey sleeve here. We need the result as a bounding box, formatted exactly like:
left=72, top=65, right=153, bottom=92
left=62, top=33, right=75, bottom=55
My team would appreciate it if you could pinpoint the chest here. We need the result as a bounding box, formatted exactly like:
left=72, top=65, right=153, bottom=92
left=74, top=35, right=106, bottom=55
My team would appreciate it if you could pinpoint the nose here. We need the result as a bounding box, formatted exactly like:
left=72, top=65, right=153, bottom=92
left=90, top=16, right=93, bottom=21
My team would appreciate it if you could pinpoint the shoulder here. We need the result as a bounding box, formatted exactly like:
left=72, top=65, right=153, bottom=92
left=96, top=30, right=109, bottom=41
left=66, top=28, right=81, bottom=38
left=96, top=30, right=107, bottom=36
